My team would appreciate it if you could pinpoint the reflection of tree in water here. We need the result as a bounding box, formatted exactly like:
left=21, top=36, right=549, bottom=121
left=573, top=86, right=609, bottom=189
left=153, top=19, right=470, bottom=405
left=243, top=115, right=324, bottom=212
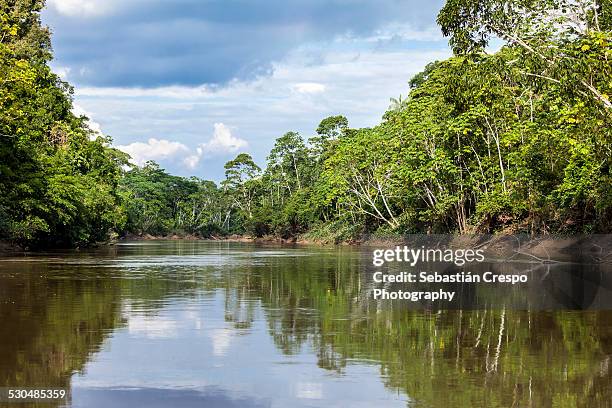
left=260, top=252, right=363, bottom=357
left=0, top=264, right=125, bottom=408
left=234, top=251, right=612, bottom=408
left=223, top=287, right=256, bottom=330
left=119, top=266, right=204, bottom=311
left=3, top=244, right=611, bottom=407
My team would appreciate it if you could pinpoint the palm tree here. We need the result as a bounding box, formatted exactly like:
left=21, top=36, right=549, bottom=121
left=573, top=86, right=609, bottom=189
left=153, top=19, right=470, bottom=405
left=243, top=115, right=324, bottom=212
left=388, top=94, right=408, bottom=111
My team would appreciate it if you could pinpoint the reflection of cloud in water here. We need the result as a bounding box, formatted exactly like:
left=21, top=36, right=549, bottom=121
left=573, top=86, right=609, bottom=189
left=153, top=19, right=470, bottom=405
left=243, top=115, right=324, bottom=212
left=2, top=248, right=319, bottom=269
left=111, top=252, right=312, bottom=268
left=182, top=309, right=203, bottom=330
left=209, top=328, right=232, bottom=357
left=71, top=386, right=270, bottom=408
left=128, top=315, right=178, bottom=339
left=295, top=382, right=323, bottom=399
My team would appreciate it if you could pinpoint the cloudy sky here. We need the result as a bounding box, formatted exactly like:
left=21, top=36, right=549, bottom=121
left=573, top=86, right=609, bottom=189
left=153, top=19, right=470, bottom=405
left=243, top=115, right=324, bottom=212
left=42, top=0, right=450, bottom=180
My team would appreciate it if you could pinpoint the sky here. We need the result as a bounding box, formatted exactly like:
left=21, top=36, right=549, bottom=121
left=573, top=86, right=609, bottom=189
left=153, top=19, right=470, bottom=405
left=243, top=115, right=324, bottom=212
left=42, top=0, right=450, bottom=181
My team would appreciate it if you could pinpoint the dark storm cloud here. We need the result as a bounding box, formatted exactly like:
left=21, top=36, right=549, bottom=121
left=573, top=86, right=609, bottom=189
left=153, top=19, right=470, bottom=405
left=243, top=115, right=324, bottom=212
left=43, top=0, right=445, bottom=88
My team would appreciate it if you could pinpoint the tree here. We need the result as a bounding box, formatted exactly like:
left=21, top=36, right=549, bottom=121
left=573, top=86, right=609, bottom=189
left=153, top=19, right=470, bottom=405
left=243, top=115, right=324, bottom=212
left=176, top=179, right=226, bottom=236
left=438, top=0, right=612, bottom=109
left=222, top=153, right=261, bottom=221
left=309, top=116, right=348, bottom=162
left=1, top=0, right=127, bottom=246
left=267, top=132, right=309, bottom=191
left=388, top=95, right=408, bottom=112
left=314, top=115, right=348, bottom=141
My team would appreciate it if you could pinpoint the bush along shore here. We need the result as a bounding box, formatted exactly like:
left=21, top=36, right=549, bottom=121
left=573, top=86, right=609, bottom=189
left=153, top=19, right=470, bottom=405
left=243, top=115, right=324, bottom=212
left=2, top=1, right=612, bottom=251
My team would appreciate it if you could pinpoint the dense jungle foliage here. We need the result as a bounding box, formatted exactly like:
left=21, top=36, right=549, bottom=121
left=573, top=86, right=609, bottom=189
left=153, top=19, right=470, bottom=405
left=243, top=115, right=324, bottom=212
left=1, top=0, right=612, bottom=247
left=0, top=0, right=128, bottom=248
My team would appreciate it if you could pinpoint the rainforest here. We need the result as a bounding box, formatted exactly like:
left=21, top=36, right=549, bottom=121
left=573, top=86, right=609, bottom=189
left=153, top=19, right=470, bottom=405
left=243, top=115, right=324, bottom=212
left=1, top=0, right=612, bottom=249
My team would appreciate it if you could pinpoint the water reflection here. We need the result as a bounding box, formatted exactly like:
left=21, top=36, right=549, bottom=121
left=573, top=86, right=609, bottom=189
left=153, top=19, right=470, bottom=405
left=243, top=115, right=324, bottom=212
left=0, top=261, right=124, bottom=407
left=0, top=241, right=611, bottom=407
left=72, top=387, right=271, bottom=408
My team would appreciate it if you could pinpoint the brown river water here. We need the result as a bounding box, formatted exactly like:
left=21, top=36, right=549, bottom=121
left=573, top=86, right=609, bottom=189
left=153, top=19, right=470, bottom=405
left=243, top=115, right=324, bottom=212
left=1, top=240, right=611, bottom=407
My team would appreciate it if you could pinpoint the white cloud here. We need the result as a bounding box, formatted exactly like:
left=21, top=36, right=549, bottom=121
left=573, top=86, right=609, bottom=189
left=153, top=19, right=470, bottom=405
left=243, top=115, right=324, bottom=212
left=115, top=124, right=247, bottom=170
left=74, top=49, right=449, bottom=107
left=118, top=138, right=190, bottom=166
left=201, top=123, right=248, bottom=153
left=48, top=0, right=115, bottom=17
left=181, top=123, right=248, bottom=169
left=293, top=82, right=326, bottom=94
left=72, top=103, right=104, bottom=139
left=76, top=84, right=214, bottom=99
left=296, top=382, right=323, bottom=399
left=127, top=315, right=178, bottom=339
left=55, top=65, right=72, bottom=80
left=182, top=153, right=202, bottom=170
left=209, top=328, right=233, bottom=357
left=70, top=24, right=451, bottom=178
left=354, top=23, right=443, bottom=43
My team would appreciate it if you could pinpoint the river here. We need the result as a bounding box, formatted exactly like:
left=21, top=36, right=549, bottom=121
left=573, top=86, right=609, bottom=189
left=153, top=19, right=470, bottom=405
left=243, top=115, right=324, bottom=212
left=1, top=240, right=611, bottom=407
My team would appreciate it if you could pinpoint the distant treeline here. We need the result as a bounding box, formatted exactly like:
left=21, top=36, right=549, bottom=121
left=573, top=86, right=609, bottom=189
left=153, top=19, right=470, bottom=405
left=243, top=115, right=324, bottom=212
left=2, top=0, right=612, bottom=248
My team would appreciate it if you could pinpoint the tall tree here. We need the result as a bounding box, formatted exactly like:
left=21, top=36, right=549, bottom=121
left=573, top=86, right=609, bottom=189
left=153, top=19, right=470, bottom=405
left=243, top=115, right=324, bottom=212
left=1, top=0, right=128, bottom=246
left=266, top=132, right=309, bottom=195
left=222, top=153, right=261, bottom=220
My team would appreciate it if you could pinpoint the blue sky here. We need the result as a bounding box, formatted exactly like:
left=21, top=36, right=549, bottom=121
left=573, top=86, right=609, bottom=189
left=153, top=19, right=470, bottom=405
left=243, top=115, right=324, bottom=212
left=42, top=0, right=450, bottom=181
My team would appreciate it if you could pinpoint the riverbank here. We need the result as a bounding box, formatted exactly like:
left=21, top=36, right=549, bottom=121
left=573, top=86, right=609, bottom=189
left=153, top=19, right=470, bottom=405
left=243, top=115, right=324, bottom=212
left=121, top=233, right=307, bottom=245
left=118, top=233, right=612, bottom=264
left=338, top=234, right=612, bottom=263
left=0, top=240, right=21, bottom=255
left=4, top=233, right=611, bottom=264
